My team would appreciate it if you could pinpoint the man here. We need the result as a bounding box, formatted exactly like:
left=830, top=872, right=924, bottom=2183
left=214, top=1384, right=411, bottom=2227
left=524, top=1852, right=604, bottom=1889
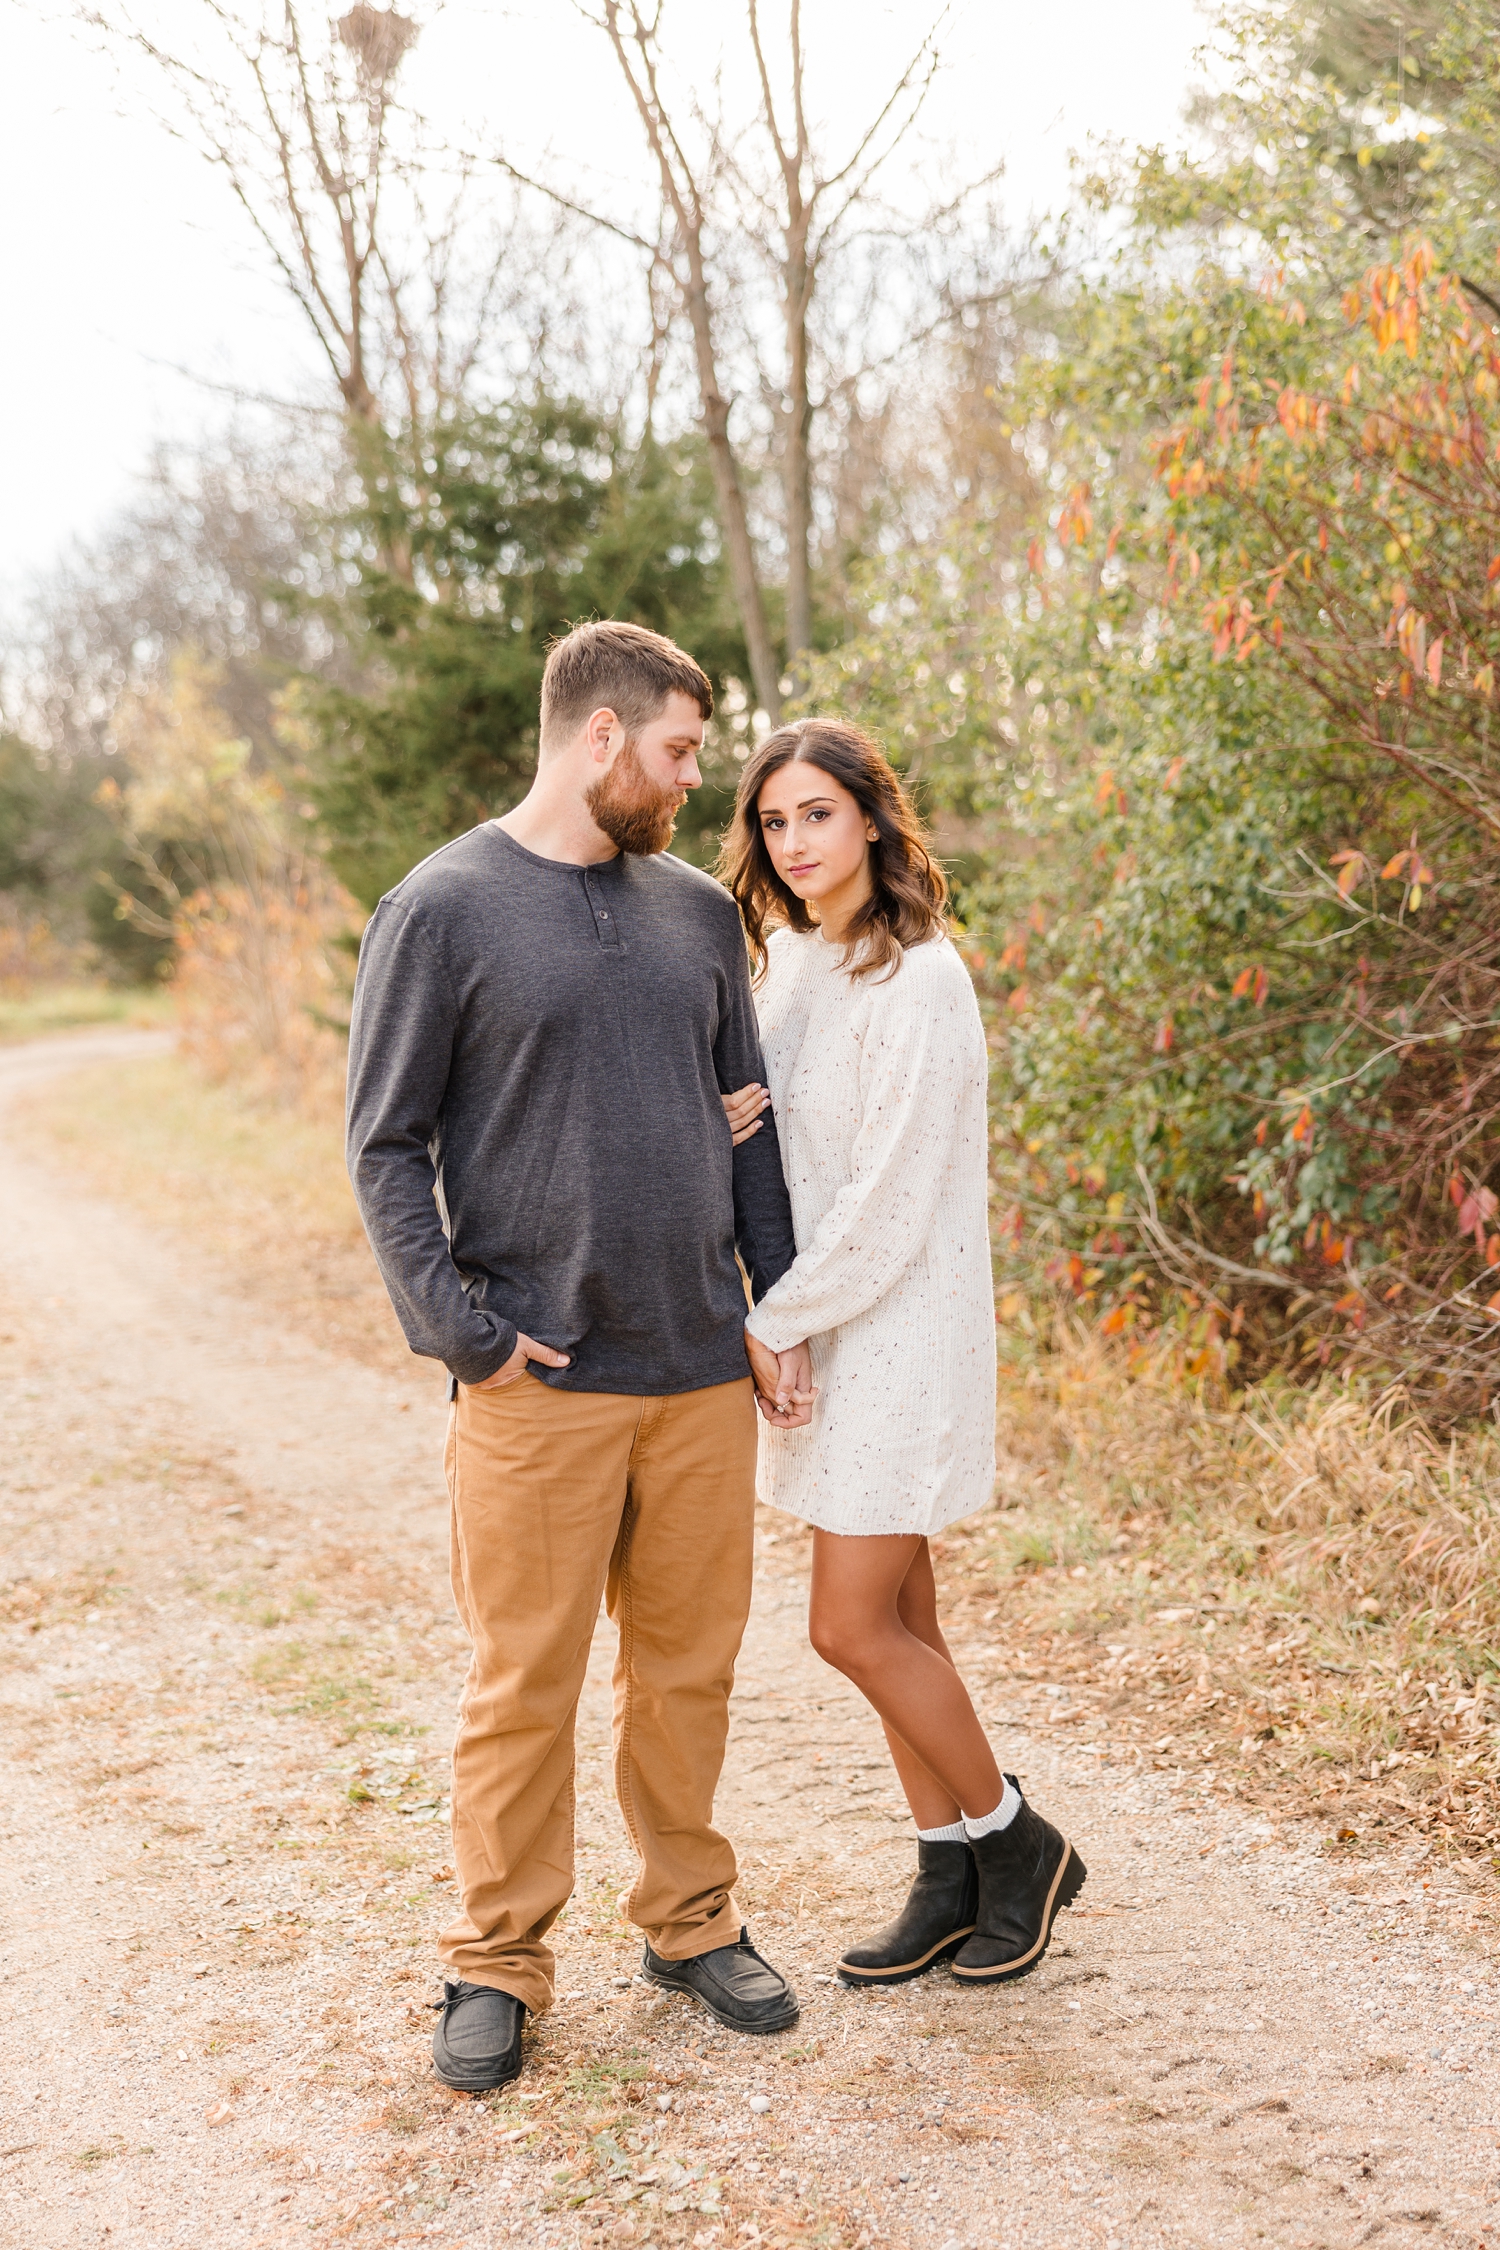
left=346, top=620, right=812, bottom=2094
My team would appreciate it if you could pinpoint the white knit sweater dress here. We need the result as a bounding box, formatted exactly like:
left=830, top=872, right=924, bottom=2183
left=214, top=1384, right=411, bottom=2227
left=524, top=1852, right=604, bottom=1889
left=744, top=926, right=997, bottom=1537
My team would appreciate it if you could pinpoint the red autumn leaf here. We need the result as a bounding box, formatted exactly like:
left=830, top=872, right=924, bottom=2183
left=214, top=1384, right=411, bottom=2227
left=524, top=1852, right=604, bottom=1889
left=1152, top=1015, right=1175, bottom=1055
left=1457, top=1185, right=1498, bottom=1245
left=1291, top=1105, right=1314, bottom=1145
left=1486, top=1235, right=1500, bottom=1267
left=1100, top=1304, right=1133, bottom=1336
left=1333, top=1290, right=1362, bottom=1312
left=1254, top=1118, right=1269, bottom=1146
left=1330, top=849, right=1365, bottom=897
left=1426, top=636, right=1444, bottom=687
left=1449, top=1175, right=1467, bottom=1208
left=1381, top=849, right=1411, bottom=879
left=1163, top=756, right=1185, bottom=789
left=1321, top=1233, right=1347, bottom=1265
left=1232, top=967, right=1254, bottom=999
left=1253, top=967, right=1270, bottom=1007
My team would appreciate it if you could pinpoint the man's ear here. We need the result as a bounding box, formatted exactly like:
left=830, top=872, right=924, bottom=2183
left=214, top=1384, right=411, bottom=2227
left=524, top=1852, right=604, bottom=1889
left=585, top=706, right=621, bottom=764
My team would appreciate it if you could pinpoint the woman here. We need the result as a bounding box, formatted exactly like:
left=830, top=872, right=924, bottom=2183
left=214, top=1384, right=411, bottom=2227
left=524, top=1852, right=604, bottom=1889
left=717, top=718, right=1085, bottom=1987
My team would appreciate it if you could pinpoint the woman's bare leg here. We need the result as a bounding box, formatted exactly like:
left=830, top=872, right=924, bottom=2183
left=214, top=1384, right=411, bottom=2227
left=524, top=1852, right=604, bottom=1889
left=809, top=1530, right=1002, bottom=1823
left=878, top=1540, right=965, bottom=1827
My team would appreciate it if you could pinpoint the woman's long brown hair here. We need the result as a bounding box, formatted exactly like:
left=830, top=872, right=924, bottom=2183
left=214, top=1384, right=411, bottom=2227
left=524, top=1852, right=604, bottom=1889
left=716, top=718, right=948, bottom=983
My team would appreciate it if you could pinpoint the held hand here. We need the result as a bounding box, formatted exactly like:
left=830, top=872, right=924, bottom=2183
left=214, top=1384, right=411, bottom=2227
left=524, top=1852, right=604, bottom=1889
left=745, top=1330, right=816, bottom=1429
left=473, top=1331, right=571, bottom=1390
left=720, top=1082, right=770, bottom=1146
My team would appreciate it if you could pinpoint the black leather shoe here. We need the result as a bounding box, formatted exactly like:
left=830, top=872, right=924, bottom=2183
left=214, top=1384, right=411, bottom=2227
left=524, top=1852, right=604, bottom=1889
left=642, top=1925, right=799, bottom=2033
left=429, top=1979, right=527, bottom=2090
left=950, top=1778, right=1086, bottom=1984
left=837, top=1839, right=978, bottom=1986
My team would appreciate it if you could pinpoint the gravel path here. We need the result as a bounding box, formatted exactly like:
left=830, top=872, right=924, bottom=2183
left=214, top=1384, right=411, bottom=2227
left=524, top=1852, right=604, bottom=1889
left=1, top=1030, right=1496, bottom=2250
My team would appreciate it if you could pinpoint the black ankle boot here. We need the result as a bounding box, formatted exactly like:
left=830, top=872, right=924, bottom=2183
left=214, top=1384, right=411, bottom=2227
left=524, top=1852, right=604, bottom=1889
left=950, top=1778, right=1085, bottom=1984
left=837, top=1839, right=979, bottom=1987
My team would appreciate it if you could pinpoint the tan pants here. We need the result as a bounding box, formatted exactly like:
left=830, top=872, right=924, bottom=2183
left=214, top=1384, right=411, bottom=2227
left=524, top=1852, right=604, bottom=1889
left=439, top=1371, right=758, bottom=2014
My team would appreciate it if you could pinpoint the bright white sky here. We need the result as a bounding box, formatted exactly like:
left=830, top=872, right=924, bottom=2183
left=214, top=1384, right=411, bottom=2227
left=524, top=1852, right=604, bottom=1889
left=2, top=0, right=1208, bottom=595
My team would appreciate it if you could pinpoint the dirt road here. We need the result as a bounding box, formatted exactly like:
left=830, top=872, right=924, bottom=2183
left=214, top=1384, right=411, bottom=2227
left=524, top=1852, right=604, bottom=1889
left=1, top=1031, right=1497, bottom=2250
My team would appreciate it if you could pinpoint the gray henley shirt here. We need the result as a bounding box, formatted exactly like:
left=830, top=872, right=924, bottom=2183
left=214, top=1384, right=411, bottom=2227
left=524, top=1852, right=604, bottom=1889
left=345, top=821, right=798, bottom=1394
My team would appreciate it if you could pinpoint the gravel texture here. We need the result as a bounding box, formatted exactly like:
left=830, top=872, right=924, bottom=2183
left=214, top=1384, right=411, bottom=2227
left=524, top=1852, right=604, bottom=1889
left=1, top=1030, right=1498, bottom=2250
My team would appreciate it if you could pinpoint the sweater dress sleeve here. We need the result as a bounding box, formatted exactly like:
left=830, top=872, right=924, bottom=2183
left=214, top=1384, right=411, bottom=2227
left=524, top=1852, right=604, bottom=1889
left=744, top=944, right=983, bottom=1352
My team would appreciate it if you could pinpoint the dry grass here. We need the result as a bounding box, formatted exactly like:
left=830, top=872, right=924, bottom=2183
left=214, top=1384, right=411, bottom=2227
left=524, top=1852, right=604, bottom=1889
left=0, top=979, right=173, bottom=1043
left=931, top=1328, right=1500, bottom=1853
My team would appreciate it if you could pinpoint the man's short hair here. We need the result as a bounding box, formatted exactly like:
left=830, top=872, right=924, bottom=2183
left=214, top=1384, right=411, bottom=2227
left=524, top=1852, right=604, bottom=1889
left=539, top=621, right=713, bottom=753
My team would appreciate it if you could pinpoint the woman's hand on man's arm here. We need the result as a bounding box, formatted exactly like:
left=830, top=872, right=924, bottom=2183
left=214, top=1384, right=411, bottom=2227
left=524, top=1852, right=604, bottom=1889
left=721, top=1082, right=770, bottom=1145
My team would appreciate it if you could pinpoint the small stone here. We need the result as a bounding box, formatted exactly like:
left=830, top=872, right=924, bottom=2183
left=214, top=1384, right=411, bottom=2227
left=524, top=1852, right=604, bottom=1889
left=656, top=2093, right=673, bottom=2112
left=747, top=2094, right=771, bottom=2114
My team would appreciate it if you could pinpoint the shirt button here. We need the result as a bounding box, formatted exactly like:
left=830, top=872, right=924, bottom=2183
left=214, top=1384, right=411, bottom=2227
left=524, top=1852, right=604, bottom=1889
left=599, top=911, right=610, bottom=919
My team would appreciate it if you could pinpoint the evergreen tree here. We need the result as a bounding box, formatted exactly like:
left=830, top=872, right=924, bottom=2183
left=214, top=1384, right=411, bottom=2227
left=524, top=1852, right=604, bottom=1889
left=309, top=401, right=749, bottom=906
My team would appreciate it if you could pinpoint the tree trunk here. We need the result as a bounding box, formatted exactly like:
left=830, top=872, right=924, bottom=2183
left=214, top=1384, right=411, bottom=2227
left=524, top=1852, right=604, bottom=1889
left=783, top=223, right=815, bottom=670
left=601, top=2, right=782, bottom=723
left=681, top=243, right=783, bottom=722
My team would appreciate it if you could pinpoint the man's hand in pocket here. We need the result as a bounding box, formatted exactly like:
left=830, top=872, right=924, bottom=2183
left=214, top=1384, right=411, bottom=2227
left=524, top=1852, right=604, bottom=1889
left=474, top=1333, right=572, bottom=1389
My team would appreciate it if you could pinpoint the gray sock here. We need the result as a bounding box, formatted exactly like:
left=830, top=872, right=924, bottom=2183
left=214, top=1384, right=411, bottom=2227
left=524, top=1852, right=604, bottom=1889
left=915, top=1818, right=967, bottom=1844
left=963, top=1778, right=1022, bottom=1839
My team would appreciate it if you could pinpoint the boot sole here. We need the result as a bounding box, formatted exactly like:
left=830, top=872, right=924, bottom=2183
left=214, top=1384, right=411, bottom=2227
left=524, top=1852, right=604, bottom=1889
left=835, top=1925, right=977, bottom=1988
left=432, top=2047, right=525, bottom=2093
left=641, top=1966, right=800, bottom=2035
left=949, top=1845, right=1087, bottom=1985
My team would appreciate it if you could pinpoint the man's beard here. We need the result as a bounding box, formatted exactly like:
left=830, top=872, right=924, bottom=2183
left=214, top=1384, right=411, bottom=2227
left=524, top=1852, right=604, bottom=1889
left=585, top=740, right=686, bottom=856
